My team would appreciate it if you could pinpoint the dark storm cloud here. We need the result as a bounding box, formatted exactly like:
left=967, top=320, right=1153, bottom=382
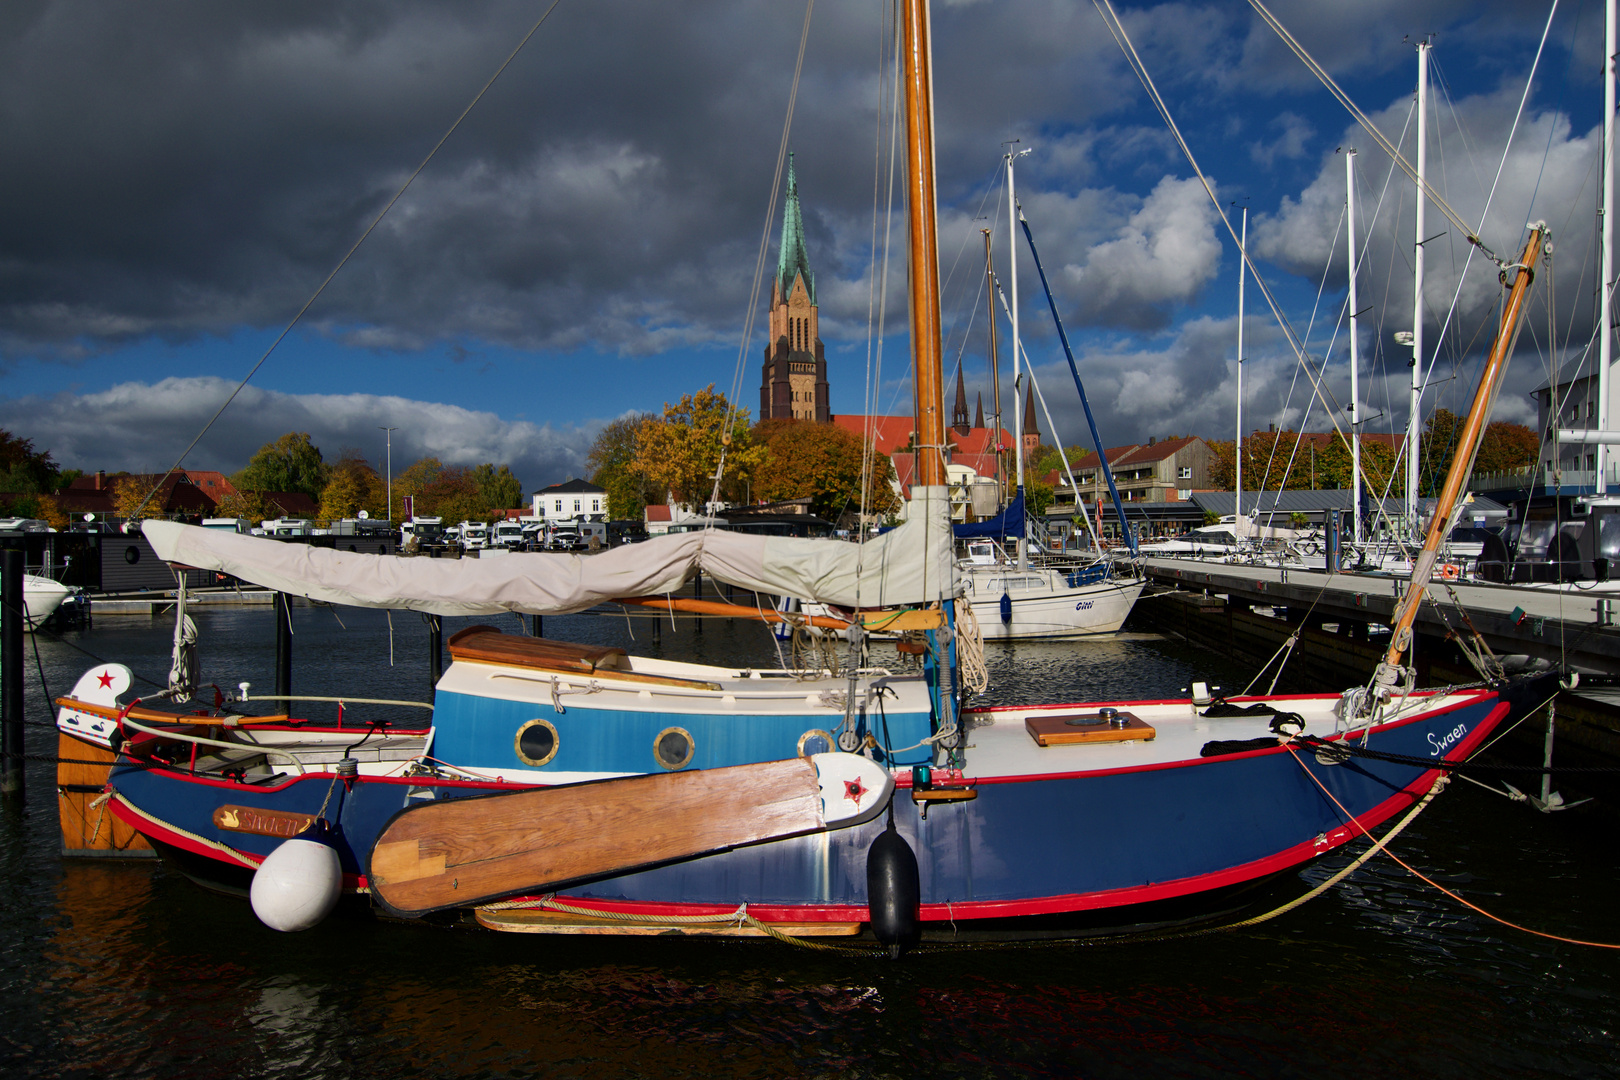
left=0, top=0, right=1225, bottom=366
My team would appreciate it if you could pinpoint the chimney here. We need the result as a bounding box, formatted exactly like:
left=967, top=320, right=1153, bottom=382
left=1148, top=435, right=1156, bottom=446
left=94, top=470, right=106, bottom=490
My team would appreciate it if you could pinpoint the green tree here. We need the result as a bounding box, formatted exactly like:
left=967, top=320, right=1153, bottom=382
left=752, top=421, right=900, bottom=520
left=588, top=413, right=656, bottom=520
left=1025, top=478, right=1055, bottom=518
left=635, top=386, right=764, bottom=509
left=470, top=463, right=522, bottom=513
left=0, top=430, right=60, bottom=496
left=235, top=432, right=329, bottom=498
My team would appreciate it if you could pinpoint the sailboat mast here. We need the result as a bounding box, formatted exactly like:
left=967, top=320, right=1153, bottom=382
left=983, top=228, right=1004, bottom=494
left=1007, top=146, right=1030, bottom=569
left=1347, top=150, right=1362, bottom=543
left=1235, top=208, right=1246, bottom=534
left=1407, top=40, right=1430, bottom=534
left=901, top=0, right=945, bottom=489
left=1601, top=0, right=1615, bottom=494
left=1380, top=226, right=1546, bottom=676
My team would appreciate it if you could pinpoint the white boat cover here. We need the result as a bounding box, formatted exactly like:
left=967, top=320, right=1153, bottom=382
left=143, top=488, right=958, bottom=617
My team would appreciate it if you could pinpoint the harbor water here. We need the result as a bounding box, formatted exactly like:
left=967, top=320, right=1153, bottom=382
left=3, top=605, right=1616, bottom=1078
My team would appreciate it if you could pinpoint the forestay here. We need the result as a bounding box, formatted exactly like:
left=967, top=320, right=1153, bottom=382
left=143, top=487, right=957, bottom=617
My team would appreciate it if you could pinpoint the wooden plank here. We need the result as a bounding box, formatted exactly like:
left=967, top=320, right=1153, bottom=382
left=447, top=627, right=627, bottom=673
left=1025, top=711, right=1157, bottom=746
left=370, top=758, right=829, bottom=916
left=448, top=628, right=722, bottom=690
left=474, top=906, right=861, bottom=937
left=56, top=733, right=152, bottom=856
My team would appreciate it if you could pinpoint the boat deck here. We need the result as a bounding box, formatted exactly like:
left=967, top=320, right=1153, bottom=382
left=957, top=690, right=1484, bottom=780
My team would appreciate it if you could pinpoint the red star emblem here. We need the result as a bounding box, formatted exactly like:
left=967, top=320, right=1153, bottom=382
left=844, top=777, right=867, bottom=806
left=96, top=671, right=115, bottom=689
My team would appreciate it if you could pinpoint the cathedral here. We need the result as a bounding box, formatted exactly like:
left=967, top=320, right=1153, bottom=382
left=759, top=155, right=830, bottom=422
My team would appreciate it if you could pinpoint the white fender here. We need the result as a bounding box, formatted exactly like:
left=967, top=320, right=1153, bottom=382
left=250, top=835, right=343, bottom=932
left=57, top=664, right=133, bottom=748
left=810, top=752, right=894, bottom=829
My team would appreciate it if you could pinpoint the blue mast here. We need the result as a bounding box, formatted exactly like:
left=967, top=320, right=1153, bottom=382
left=1017, top=208, right=1138, bottom=557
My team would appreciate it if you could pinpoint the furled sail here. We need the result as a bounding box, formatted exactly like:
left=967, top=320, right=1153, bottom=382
left=143, top=488, right=957, bottom=617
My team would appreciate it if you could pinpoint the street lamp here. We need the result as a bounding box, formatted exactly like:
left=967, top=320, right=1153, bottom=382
left=379, top=427, right=398, bottom=525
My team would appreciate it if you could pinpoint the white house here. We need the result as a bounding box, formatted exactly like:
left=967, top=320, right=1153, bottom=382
left=530, top=478, right=607, bottom=524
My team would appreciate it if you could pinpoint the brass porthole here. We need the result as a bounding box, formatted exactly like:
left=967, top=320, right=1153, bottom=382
left=796, top=729, right=834, bottom=758
left=653, top=726, right=695, bottom=771
left=514, top=718, right=560, bottom=767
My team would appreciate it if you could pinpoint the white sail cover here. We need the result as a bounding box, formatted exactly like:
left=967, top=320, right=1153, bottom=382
left=143, top=487, right=957, bottom=617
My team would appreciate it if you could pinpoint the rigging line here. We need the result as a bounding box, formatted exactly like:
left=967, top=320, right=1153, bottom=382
left=1092, top=1, right=1352, bottom=453
left=132, top=0, right=567, bottom=518
left=1246, top=0, right=1501, bottom=264
left=1415, top=0, right=1560, bottom=446
left=711, top=0, right=816, bottom=512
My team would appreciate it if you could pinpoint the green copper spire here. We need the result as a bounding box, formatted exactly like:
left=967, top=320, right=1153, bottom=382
left=776, top=153, right=815, bottom=304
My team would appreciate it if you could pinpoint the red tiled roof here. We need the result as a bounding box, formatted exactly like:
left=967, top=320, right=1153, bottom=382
left=1115, top=437, right=1200, bottom=465
left=831, top=415, right=1012, bottom=458
left=645, top=504, right=673, bottom=522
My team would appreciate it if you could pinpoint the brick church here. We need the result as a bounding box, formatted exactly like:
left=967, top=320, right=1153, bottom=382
left=759, top=155, right=830, bottom=422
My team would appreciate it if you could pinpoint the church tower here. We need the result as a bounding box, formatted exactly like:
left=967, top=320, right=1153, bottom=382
left=1022, top=384, right=1041, bottom=459
left=760, top=155, right=830, bottom=422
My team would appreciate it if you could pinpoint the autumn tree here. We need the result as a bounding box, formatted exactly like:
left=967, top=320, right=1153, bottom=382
left=635, top=386, right=764, bottom=509
left=234, top=432, right=329, bottom=498
left=215, top=488, right=272, bottom=524
left=1476, top=420, right=1538, bottom=474
left=752, top=421, right=900, bottom=520
left=588, top=413, right=657, bottom=520
left=111, top=476, right=167, bottom=522
left=394, top=457, right=443, bottom=520
left=317, top=450, right=385, bottom=525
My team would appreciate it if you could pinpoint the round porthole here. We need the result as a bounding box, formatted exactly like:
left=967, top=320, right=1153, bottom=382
left=123, top=546, right=141, bottom=565
left=653, top=727, right=695, bottom=771
left=514, top=719, right=559, bottom=767
left=797, top=729, right=834, bottom=758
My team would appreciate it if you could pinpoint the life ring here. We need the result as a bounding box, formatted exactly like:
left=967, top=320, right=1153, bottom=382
left=1439, top=563, right=1460, bottom=581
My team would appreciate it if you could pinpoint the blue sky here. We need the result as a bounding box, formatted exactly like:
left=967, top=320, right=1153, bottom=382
left=0, top=0, right=1601, bottom=491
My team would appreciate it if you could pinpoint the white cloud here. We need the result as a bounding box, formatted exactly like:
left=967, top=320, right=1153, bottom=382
left=0, top=377, right=595, bottom=491
left=1052, top=175, right=1223, bottom=330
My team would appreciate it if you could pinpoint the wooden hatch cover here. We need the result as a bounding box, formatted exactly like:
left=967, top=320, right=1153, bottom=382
left=447, top=626, right=629, bottom=675
left=1026, top=710, right=1156, bottom=746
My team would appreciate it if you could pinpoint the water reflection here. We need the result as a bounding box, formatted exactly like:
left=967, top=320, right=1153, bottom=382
left=2, top=605, right=1615, bottom=1078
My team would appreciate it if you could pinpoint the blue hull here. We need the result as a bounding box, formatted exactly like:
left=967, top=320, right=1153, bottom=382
left=107, top=691, right=1505, bottom=929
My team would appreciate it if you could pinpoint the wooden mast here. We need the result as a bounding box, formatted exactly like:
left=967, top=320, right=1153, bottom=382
left=1378, top=225, right=1546, bottom=675
left=901, top=0, right=946, bottom=488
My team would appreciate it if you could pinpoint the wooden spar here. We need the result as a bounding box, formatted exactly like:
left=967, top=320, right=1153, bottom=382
left=56, top=697, right=292, bottom=728
left=901, top=0, right=946, bottom=488
left=367, top=753, right=893, bottom=917
left=1382, top=225, right=1546, bottom=670
left=610, top=595, right=944, bottom=632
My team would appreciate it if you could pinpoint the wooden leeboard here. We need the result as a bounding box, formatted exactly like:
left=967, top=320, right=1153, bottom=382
left=369, top=757, right=826, bottom=916
left=56, top=733, right=152, bottom=856
left=1025, top=712, right=1156, bottom=746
